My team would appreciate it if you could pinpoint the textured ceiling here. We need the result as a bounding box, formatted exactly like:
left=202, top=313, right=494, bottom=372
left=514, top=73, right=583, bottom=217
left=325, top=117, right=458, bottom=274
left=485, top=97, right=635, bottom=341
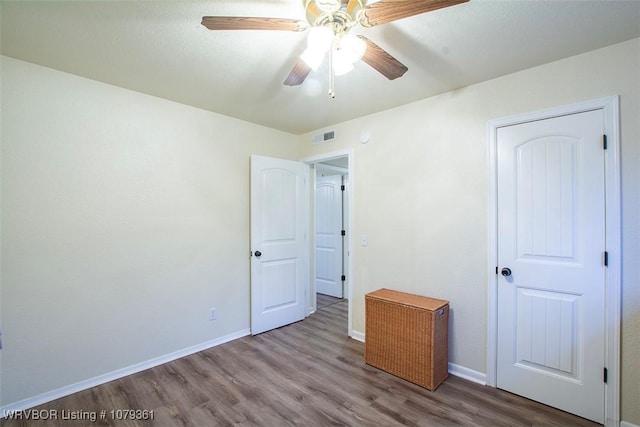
left=2, top=0, right=639, bottom=134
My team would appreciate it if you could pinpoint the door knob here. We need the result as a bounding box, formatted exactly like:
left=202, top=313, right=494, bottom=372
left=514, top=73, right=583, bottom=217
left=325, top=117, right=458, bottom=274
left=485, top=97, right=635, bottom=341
left=501, top=267, right=512, bottom=277
left=254, top=250, right=262, bottom=257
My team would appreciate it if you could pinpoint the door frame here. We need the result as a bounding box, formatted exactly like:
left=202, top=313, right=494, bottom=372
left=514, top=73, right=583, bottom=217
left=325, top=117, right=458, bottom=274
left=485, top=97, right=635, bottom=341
left=486, top=96, right=621, bottom=426
left=302, top=148, right=354, bottom=337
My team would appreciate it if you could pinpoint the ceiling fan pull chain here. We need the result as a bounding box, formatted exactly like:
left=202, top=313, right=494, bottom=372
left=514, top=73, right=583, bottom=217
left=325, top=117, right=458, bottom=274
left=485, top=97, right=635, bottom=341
left=328, top=45, right=336, bottom=98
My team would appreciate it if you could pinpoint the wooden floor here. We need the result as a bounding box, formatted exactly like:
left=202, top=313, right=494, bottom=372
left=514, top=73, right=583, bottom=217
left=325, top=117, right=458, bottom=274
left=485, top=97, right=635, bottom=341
left=316, top=293, right=344, bottom=309
left=4, top=300, right=599, bottom=426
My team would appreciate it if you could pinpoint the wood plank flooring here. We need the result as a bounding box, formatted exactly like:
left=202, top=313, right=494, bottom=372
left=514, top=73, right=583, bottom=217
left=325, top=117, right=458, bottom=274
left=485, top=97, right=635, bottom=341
left=316, top=293, right=344, bottom=309
left=3, top=301, right=599, bottom=426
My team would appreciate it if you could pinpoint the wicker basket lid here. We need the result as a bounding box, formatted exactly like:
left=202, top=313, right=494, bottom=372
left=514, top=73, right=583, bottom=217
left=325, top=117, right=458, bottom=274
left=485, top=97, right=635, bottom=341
left=366, top=288, right=448, bottom=311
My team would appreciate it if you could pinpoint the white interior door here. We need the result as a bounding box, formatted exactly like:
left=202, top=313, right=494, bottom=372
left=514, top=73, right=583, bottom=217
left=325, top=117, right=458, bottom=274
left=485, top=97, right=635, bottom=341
left=315, top=174, right=343, bottom=298
left=496, top=110, right=606, bottom=423
left=250, top=155, right=309, bottom=335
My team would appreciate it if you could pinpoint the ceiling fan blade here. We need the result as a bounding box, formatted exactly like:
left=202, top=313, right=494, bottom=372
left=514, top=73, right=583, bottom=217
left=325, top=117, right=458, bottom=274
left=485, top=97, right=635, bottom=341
left=201, top=16, right=304, bottom=31
left=361, top=0, right=468, bottom=27
left=284, top=58, right=312, bottom=86
left=358, top=36, right=408, bottom=80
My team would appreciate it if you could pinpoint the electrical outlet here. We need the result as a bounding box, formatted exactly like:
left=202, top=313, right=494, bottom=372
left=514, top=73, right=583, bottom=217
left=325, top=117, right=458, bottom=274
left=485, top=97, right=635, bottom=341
left=209, top=307, right=217, bottom=321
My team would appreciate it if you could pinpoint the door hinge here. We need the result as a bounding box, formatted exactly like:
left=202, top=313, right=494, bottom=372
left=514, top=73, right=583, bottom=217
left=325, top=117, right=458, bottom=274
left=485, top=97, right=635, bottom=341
left=341, top=230, right=346, bottom=236
left=603, top=134, right=608, bottom=150
left=604, top=251, right=609, bottom=267
left=604, top=367, right=608, bottom=383
left=341, top=185, right=345, bottom=191
left=341, top=275, right=346, bottom=281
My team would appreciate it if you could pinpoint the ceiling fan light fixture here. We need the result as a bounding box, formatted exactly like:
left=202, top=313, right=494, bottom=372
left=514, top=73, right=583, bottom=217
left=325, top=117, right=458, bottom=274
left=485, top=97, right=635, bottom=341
left=331, top=33, right=366, bottom=76
left=333, top=50, right=354, bottom=76
left=300, top=47, right=326, bottom=71
left=340, top=33, right=367, bottom=63
left=301, top=26, right=334, bottom=71
left=307, top=25, right=334, bottom=52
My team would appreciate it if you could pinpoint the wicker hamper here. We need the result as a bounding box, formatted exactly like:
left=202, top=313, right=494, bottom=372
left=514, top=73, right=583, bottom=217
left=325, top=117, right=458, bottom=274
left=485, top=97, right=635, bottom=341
left=364, top=288, right=449, bottom=390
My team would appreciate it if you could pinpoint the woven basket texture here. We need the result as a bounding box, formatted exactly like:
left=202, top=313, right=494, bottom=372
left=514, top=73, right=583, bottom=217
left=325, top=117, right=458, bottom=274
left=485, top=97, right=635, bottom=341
left=365, top=288, right=449, bottom=390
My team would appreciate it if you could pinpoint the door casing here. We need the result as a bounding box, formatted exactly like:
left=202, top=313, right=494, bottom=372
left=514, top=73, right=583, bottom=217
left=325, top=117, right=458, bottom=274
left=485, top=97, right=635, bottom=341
left=486, top=96, right=621, bottom=426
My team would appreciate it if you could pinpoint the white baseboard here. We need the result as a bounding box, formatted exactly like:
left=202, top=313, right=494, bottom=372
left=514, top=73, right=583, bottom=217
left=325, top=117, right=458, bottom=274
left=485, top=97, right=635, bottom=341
left=350, top=330, right=365, bottom=342
left=448, top=363, right=487, bottom=385
left=0, top=329, right=250, bottom=416
left=621, top=421, right=640, bottom=427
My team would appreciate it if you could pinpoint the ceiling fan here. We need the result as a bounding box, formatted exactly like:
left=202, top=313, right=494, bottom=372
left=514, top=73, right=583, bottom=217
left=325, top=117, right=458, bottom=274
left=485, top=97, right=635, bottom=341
left=202, top=0, right=468, bottom=97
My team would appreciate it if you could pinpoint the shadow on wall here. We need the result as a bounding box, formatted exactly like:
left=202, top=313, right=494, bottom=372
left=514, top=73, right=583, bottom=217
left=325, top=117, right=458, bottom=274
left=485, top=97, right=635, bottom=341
left=621, top=301, right=640, bottom=423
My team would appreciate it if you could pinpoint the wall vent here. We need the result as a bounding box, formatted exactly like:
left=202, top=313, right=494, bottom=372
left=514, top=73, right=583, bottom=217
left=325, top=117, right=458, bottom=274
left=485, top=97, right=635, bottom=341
left=312, top=130, right=336, bottom=144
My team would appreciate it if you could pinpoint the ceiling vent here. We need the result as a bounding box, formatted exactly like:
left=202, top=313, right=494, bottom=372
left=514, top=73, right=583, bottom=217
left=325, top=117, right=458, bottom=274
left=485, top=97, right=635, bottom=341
left=312, top=130, right=336, bottom=144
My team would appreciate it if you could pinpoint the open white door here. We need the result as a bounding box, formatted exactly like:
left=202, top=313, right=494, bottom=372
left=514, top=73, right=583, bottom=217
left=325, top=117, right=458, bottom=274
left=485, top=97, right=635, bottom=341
left=250, top=155, right=309, bottom=335
left=315, top=174, right=344, bottom=298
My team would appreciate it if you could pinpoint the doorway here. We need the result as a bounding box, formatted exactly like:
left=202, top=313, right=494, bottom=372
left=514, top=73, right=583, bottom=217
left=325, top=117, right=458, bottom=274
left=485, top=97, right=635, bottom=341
left=304, top=150, right=354, bottom=337
left=486, top=97, right=621, bottom=425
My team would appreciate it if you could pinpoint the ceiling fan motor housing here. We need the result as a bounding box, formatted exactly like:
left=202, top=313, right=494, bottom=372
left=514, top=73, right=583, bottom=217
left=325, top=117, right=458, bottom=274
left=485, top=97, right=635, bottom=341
left=304, top=0, right=365, bottom=34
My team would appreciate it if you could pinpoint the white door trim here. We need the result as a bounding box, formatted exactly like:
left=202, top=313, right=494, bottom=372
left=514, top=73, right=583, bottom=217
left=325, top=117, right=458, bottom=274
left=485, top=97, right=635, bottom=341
left=302, top=148, right=354, bottom=338
left=486, top=96, right=621, bottom=427
left=315, top=163, right=348, bottom=175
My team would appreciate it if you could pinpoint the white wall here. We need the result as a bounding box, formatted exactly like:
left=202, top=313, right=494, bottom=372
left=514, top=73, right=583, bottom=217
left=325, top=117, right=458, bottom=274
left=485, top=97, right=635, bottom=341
left=298, top=38, right=640, bottom=425
left=0, top=57, right=299, bottom=406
